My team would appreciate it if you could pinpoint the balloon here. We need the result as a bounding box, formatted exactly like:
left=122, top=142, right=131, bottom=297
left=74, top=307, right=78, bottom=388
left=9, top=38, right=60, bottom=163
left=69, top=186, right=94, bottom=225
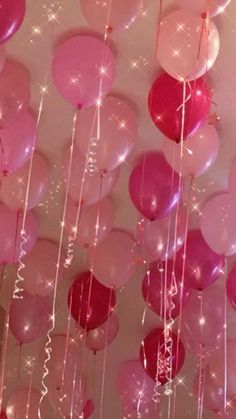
left=176, top=230, right=224, bottom=291
left=0, top=205, right=38, bottom=264
left=9, top=291, right=51, bottom=344
left=1, top=153, right=50, bottom=211
left=158, top=11, right=220, bottom=81
left=162, top=124, right=220, bottom=178
left=200, top=193, right=236, bottom=256
left=0, top=60, right=30, bottom=128
left=0, top=47, right=5, bottom=73
left=175, top=0, right=231, bottom=17
left=142, top=261, right=190, bottom=320
left=81, top=0, right=141, bottom=33
left=86, top=312, right=119, bottom=352
left=181, top=287, right=224, bottom=354
left=91, top=230, right=136, bottom=288
left=68, top=271, right=116, bottom=330
left=140, top=328, right=185, bottom=384
left=0, top=111, right=36, bottom=174
left=75, top=96, right=138, bottom=172
left=52, top=36, right=116, bottom=109
left=148, top=73, right=212, bottom=142
left=227, top=265, right=236, bottom=310
left=20, top=239, right=65, bottom=297
left=61, top=146, right=119, bottom=204
left=6, top=388, right=40, bottom=419
left=192, top=365, right=225, bottom=412
left=0, top=0, right=25, bottom=44
left=123, top=401, right=160, bottom=419
left=129, top=152, right=181, bottom=220
left=82, top=400, right=95, bottom=419
left=228, top=159, right=236, bottom=198
left=65, top=197, right=113, bottom=247
left=212, top=410, right=236, bottom=419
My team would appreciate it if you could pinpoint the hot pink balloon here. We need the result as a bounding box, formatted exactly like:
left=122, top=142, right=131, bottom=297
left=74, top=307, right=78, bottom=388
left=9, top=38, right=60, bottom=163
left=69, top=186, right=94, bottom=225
left=61, top=146, right=119, bottom=204
left=9, top=291, right=51, bottom=344
left=1, top=153, right=50, bottom=211
left=176, top=0, right=231, bottom=17
left=0, top=204, right=38, bottom=264
left=91, top=230, right=136, bottom=288
left=76, top=95, right=138, bottom=172
left=6, top=388, right=40, bottom=419
left=0, top=0, right=25, bottom=44
left=200, top=193, right=236, bottom=256
left=86, top=312, right=119, bottom=352
left=193, top=365, right=225, bottom=413
left=52, top=35, right=116, bottom=109
left=163, top=124, right=220, bottom=178
left=65, top=197, right=113, bottom=247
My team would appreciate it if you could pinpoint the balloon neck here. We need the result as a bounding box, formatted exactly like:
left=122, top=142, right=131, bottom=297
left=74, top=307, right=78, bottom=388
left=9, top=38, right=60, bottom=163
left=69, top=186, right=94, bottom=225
left=77, top=103, right=83, bottom=110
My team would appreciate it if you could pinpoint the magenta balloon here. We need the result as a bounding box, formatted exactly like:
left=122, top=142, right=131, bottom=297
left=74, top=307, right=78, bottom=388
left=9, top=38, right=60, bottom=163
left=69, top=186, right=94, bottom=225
left=0, top=205, right=38, bottom=264
left=129, top=152, right=181, bottom=220
left=65, top=197, right=113, bottom=247
left=193, top=365, right=225, bottom=413
left=6, top=388, right=40, bottom=419
left=86, top=312, right=119, bottom=352
left=176, top=0, right=231, bottom=17
left=61, top=146, right=119, bottom=204
left=227, top=265, right=236, bottom=310
left=91, top=230, right=136, bottom=288
left=0, top=0, right=25, bottom=44
left=163, top=124, right=220, bottom=178
left=9, top=291, right=51, bottom=344
left=52, top=36, right=116, bottom=109
left=200, top=193, right=236, bottom=256
left=75, top=96, right=138, bottom=172
left=176, top=230, right=224, bottom=291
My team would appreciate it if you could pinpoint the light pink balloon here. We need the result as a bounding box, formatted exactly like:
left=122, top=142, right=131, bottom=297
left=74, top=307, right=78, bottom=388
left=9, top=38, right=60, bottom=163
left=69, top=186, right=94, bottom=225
left=0, top=47, right=5, bottom=73
left=0, top=111, right=36, bottom=174
left=176, top=0, right=231, bottom=17
left=193, top=365, right=225, bottom=412
left=91, top=230, right=136, bottom=288
left=163, top=124, right=220, bottom=178
left=6, top=388, right=41, bottom=419
left=1, top=153, right=50, bottom=211
left=200, top=193, right=236, bottom=256
left=21, top=239, right=65, bottom=297
left=0, top=204, right=38, bottom=264
left=86, top=312, right=119, bottom=352
left=52, top=36, right=116, bottom=109
left=61, top=146, right=119, bottom=204
left=65, top=196, right=113, bottom=248
left=158, top=11, right=220, bottom=81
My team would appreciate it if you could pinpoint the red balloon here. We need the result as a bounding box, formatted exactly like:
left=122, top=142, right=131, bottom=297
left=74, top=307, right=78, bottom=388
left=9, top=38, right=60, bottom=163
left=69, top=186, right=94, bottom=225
left=176, top=230, right=224, bottom=291
left=227, top=265, right=236, bottom=310
left=68, top=271, right=116, bottom=331
left=140, top=328, right=185, bottom=384
left=0, top=0, right=25, bottom=44
left=148, top=73, right=212, bottom=142
left=129, top=152, right=181, bottom=220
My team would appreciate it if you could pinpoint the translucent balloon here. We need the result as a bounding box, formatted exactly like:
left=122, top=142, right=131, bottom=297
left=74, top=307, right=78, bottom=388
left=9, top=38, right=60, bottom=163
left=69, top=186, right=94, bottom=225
left=163, top=124, right=220, bottom=177
left=6, top=388, right=40, bottom=419
left=86, top=312, right=119, bottom=352
left=0, top=0, right=25, bottom=44
left=192, top=365, right=225, bottom=412
left=158, top=11, right=220, bottom=81
left=52, top=36, right=116, bottom=109
left=175, top=0, right=231, bottom=17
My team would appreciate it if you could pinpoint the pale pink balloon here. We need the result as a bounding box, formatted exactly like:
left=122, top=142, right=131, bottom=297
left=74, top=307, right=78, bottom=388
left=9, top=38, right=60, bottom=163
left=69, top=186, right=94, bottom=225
left=193, top=365, right=225, bottom=412
left=176, top=0, right=231, bottom=17
left=91, top=230, right=136, bottom=288
left=228, top=159, right=236, bottom=198
left=52, top=36, right=116, bottom=109
left=76, top=96, right=138, bottom=172
left=21, top=239, right=65, bottom=297
left=65, top=196, right=113, bottom=248
left=1, top=153, right=50, bottom=211
left=0, top=47, right=6, bottom=73
left=158, top=11, right=220, bottom=80
left=61, top=146, right=119, bottom=204
left=86, top=312, right=119, bottom=352
left=6, top=388, right=41, bottom=419
left=0, top=204, right=38, bottom=264
left=163, top=124, right=220, bottom=178
left=0, top=111, right=36, bottom=174
left=200, top=193, right=236, bottom=256
left=81, top=0, right=141, bottom=33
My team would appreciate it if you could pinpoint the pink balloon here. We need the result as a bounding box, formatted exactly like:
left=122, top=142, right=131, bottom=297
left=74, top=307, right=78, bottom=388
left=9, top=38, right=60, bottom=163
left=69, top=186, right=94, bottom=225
left=228, top=159, right=236, bottom=198
left=91, top=230, right=136, bottom=288
left=61, top=146, right=119, bottom=204
left=227, top=265, right=236, bottom=310
left=129, top=152, right=181, bottom=221
left=123, top=401, right=160, bottom=419
left=6, top=388, right=40, bottom=419
left=81, top=0, right=141, bottom=33
left=76, top=95, right=138, bottom=172
left=158, top=11, right=220, bottom=81
left=200, top=193, right=236, bottom=256
left=212, top=410, right=236, bottom=419
left=176, top=0, right=231, bottom=17
left=82, top=400, right=95, bottom=419
left=52, top=36, right=116, bottom=109
left=65, top=197, right=113, bottom=247
left=0, top=0, right=25, bottom=44
left=9, top=291, right=51, bottom=344
left=21, top=239, right=65, bottom=297
left=0, top=47, right=5, bottom=73
left=1, top=153, right=50, bottom=211
left=0, top=111, right=36, bottom=174
left=193, top=365, right=225, bottom=412
left=86, top=312, right=119, bottom=352
left=163, top=124, right=220, bottom=178
left=0, top=204, right=38, bottom=264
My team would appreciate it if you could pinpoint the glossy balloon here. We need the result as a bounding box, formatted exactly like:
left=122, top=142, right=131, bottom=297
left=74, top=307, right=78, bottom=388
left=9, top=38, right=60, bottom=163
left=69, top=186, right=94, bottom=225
left=193, top=365, right=225, bottom=412
left=86, top=312, right=119, bottom=352
left=0, top=0, right=25, bottom=44
left=6, top=388, right=40, bottom=419
left=176, top=0, right=231, bottom=17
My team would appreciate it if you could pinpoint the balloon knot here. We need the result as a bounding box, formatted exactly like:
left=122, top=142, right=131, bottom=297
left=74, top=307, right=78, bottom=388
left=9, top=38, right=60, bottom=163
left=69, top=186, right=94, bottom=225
left=77, top=103, right=83, bottom=110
